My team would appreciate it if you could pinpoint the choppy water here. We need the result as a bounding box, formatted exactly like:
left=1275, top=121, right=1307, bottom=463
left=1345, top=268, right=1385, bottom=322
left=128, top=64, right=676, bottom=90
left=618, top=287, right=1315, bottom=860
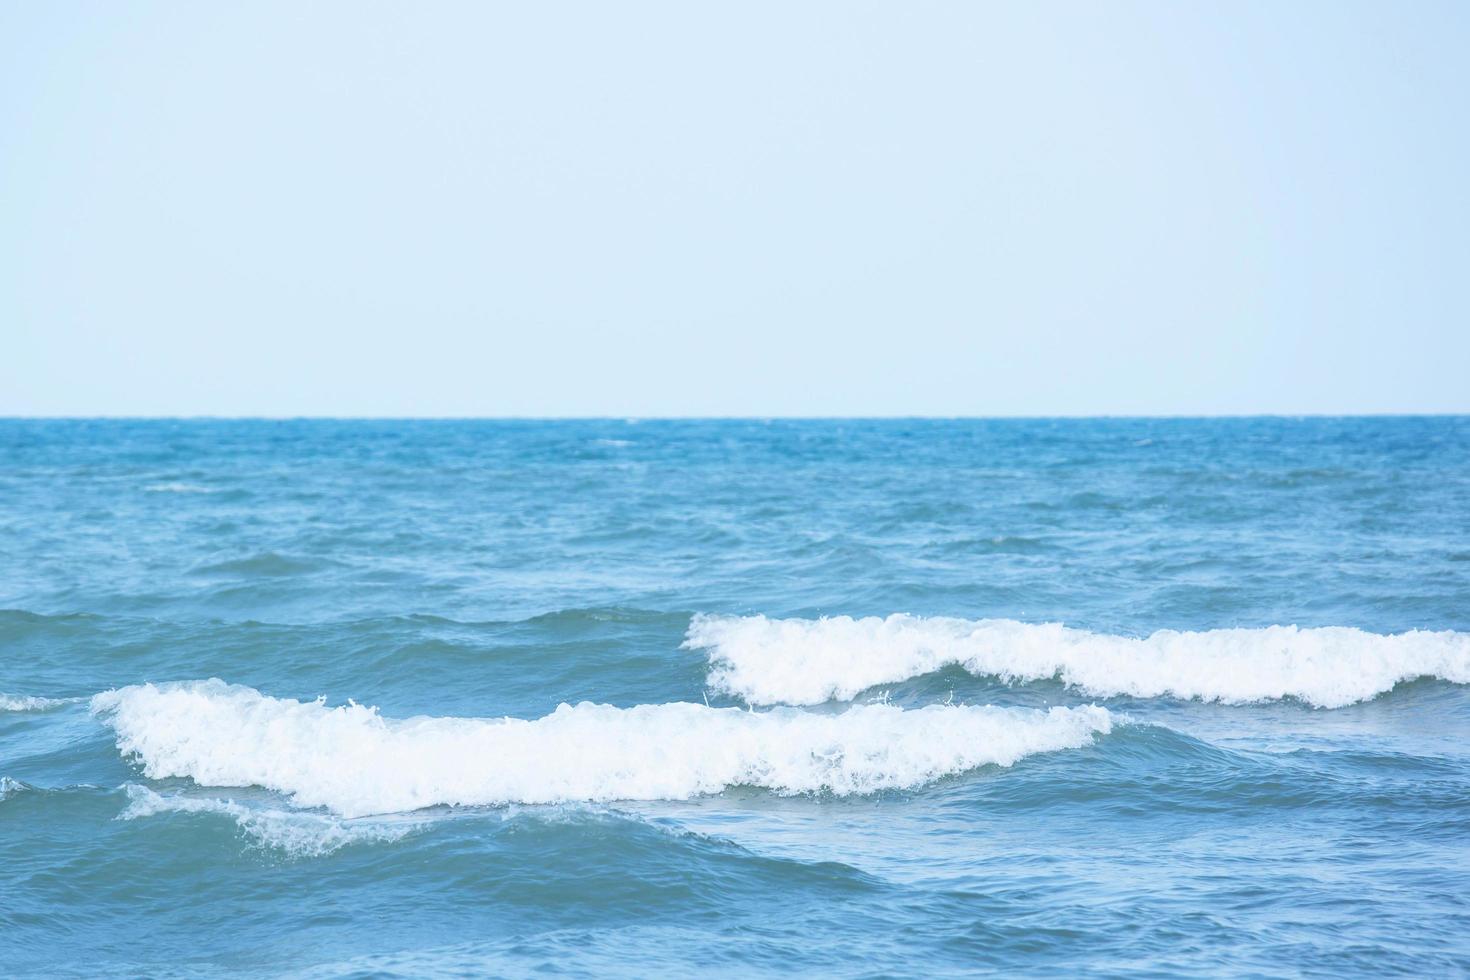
left=3, top=418, right=1469, bottom=977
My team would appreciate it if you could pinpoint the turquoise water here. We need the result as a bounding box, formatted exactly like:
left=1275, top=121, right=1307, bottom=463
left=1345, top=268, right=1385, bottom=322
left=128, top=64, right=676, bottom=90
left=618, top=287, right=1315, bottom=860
left=3, top=418, right=1469, bottom=977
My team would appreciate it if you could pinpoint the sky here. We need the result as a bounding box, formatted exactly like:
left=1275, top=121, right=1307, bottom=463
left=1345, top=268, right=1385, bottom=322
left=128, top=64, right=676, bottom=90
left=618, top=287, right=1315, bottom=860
left=2, top=2, right=1467, bottom=417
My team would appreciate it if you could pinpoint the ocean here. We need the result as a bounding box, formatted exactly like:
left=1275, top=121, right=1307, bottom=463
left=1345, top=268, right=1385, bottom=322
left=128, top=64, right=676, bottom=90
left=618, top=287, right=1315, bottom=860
left=2, top=417, right=1468, bottom=977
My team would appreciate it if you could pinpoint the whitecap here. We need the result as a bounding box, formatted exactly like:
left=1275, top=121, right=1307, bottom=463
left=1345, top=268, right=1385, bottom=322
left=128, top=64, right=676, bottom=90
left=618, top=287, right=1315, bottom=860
left=685, top=614, right=1470, bottom=708
left=91, top=681, right=1113, bottom=817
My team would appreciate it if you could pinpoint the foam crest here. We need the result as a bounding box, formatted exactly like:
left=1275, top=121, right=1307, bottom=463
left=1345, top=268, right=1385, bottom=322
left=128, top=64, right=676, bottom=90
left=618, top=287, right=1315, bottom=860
left=0, top=693, right=74, bottom=712
left=91, top=681, right=1112, bottom=817
left=119, top=784, right=418, bottom=856
left=686, top=614, right=1470, bottom=708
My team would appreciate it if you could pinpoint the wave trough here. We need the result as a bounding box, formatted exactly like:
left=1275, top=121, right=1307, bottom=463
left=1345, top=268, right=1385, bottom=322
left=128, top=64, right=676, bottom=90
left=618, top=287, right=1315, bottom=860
left=91, top=680, right=1113, bottom=817
left=686, top=614, right=1470, bottom=708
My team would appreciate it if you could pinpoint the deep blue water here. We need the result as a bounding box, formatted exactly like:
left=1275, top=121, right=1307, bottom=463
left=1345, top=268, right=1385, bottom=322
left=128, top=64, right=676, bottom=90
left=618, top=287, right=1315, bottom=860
left=2, top=418, right=1468, bottom=977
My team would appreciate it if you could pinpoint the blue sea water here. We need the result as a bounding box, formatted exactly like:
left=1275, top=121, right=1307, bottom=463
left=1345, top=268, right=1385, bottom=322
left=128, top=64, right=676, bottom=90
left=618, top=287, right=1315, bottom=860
left=2, top=417, right=1469, bottom=977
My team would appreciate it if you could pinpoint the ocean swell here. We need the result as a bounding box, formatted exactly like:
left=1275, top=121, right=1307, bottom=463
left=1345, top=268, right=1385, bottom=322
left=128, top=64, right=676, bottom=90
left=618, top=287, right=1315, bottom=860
left=90, top=680, right=1112, bottom=817
left=685, top=614, right=1470, bottom=708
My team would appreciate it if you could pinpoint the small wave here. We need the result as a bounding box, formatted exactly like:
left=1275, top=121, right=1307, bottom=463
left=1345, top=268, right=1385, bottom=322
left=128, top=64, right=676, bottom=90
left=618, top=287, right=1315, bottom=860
left=685, top=614, right=1470, bottom=708
left=0, top=776, right=29, bottom=800
left=191, top=552, right=337, bottom=578
left=0, top=693, right=76, bottom=712
left=90, top=681, right=1113, bottom=817
left=144, top=482, right=219, bottom=494
left=119, top=784, right=419, bottom=857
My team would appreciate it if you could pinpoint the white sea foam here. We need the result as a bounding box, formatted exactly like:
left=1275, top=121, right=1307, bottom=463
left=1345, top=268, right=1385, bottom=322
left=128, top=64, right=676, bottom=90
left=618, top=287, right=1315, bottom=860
left=0, top=776, right=27, bottom=800
left=144, top=482, right=218, bottom=494
left=0, top=693, right=74, bottom=712
left=686, top=615, right=1470, bottom=708
left=119, top=784, right=418, bottom=856
left=90, top=680, right=1113, bottom=817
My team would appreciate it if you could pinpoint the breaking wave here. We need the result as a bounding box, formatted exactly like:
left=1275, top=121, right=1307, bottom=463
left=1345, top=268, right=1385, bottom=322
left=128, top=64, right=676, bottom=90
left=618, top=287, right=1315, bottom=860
left=90, top=680, right=1113, bottom=817
left=686, top=614, right=1470, bottom=708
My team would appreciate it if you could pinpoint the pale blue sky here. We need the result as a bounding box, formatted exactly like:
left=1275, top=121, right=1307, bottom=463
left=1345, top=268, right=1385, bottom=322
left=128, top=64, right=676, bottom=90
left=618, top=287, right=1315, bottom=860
left=2, top=2, right=1466, bottom=416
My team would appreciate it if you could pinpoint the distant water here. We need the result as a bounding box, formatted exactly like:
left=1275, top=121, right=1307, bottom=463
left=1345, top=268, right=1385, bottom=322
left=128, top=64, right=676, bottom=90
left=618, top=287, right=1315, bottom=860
left=3, top=418, right=1469, bottom=977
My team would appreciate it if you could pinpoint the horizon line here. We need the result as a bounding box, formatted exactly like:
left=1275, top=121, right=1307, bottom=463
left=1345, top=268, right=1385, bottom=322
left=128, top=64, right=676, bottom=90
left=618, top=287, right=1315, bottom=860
left=2, top=413, right=1467, bottom=422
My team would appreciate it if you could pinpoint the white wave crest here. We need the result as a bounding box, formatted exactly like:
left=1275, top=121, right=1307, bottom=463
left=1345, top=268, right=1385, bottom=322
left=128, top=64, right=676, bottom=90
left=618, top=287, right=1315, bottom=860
left=0, top=776, right=28, bottom=800
left=90, top=680, right=1113, bottom=817
left=686, top=614, right=1470, bottom=708
left=119, top=784, right=418, bottom=856
left=0, top=693, right=74, bottom=712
